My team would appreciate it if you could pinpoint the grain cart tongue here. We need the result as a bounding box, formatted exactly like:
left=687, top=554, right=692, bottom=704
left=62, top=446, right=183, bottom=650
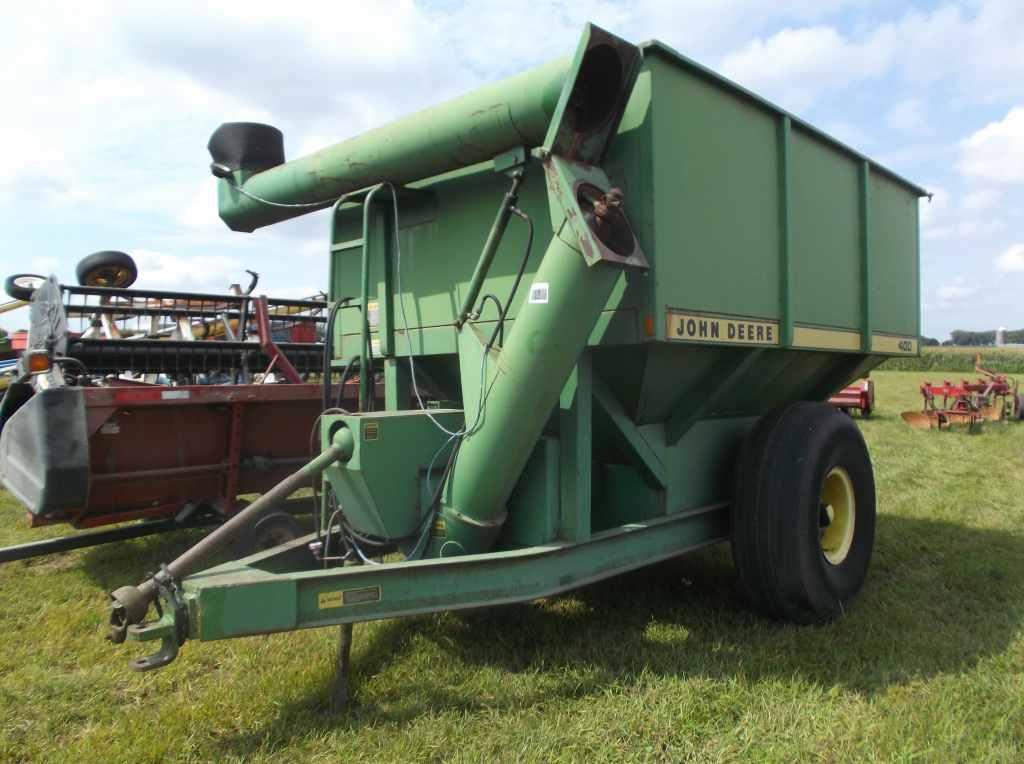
left=109, top=23, right=926, bottom=706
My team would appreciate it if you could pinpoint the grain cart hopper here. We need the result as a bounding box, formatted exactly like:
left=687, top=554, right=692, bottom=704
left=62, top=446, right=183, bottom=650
left=108, top=25, right=925, bottom=700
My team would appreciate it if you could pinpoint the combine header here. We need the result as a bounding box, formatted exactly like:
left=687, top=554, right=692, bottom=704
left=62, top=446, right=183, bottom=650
left=0, top=262, right=350, bottom=562
left=89, top=24, right=925, bottom=705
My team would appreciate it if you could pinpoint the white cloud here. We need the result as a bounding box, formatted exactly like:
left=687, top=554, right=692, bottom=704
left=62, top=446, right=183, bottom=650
left=919, top=188, right=949, bottom=231
left=937, top=276, right=978, bottom=306
left=267, top=285, right=324, bottom=300
left=298, top=239, right=330, bottom=259
left=718, top=1, right=1024, bottom=117
left=957, top=107, right=1024, bottom=184
left=926, top=219, right=1003, bottom=242
left=885, top=98, right=927, bottom=132
left=995, top=243, right=1024, bottom=273
left=29, top=256, right=59, bottom=274
left=176, top=179, right=223, bottom=232
left=128, top=249, right=245, bottom=292
left=720, top=25, right=895, bottom=112
left=920, top=186, right=1003, bottom=242
left=962, top=188, right=1000, bottom=212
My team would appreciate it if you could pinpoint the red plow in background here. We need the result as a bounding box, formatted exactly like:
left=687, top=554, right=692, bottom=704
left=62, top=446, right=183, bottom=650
left=901, top=355, right=1023, bottom=430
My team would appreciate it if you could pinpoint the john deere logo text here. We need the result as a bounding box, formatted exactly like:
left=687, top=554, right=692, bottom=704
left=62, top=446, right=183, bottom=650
left=666, top=310, right=780, bottom=346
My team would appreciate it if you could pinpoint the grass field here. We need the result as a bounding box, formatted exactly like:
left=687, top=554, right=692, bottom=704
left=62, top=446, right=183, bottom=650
left=1, top=370, right=1023, bottom=762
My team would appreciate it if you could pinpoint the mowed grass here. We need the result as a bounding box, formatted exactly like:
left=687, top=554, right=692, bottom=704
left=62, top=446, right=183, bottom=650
left=1, top=370, right=1023, bottom=762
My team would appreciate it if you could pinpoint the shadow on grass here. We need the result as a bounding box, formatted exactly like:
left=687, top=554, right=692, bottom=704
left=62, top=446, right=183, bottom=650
left=204, top=512, right=1024, bottom=756
left=78, top=528, right=219, bottom=590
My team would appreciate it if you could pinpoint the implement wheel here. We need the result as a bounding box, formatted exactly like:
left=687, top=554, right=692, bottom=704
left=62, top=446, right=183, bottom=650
left=4, top=273, right=46, bottom=301
left=732, top=401, right=876, bottom=623
left=234, top=512, right=301, bottom=557
left=76, top=250, right=138, bottom=288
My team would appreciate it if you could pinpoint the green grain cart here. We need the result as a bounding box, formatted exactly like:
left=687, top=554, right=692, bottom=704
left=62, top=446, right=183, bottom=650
left=109, top=25, right=925, bottom=696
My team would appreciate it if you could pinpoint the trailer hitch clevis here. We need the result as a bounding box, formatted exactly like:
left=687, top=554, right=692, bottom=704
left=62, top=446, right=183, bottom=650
left=108, top=565, right=189, bottom=671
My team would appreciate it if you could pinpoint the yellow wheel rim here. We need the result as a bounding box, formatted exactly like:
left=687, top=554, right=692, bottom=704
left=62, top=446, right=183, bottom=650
left=86, top=266, right=132, bottom=287
left=819, top=466, right=855, bottom=565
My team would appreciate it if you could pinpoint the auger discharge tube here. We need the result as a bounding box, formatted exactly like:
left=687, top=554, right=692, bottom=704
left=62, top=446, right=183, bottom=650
left=433, top=232, right=623, bottom=556
left=212, top=58, right=569, bottom=232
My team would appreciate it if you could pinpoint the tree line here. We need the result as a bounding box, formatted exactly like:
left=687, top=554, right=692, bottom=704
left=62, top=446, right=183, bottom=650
left=921, top=328, right=1024, bottom=346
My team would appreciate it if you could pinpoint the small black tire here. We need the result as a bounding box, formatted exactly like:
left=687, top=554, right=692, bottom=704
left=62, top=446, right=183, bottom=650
left=4, top=273, right=46, bottom=301
left=75, top=251, right=138, bottom=288
left=236, top=512, right=301, bottom=557
left=731, top=401, right=876, bottom=623
left=1016, top=394, right=1024, bottom=421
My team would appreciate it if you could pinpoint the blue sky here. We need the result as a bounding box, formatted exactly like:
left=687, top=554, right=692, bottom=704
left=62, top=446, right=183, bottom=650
left=1, top=1, right=1021, bottom=340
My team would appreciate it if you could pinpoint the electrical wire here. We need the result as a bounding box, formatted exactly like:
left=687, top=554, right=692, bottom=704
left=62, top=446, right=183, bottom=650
left=299, top=178, right=532, bottom=563
left=226, top=180, right=343, bottom=210
left=309, top=407, right=347, bottom=541
left=390, top=182, right=506, bottom=441
left=486, top=207, right=534, bottom=351
left=321, top=297, right=353, bottom=411
left=474, top=293, right=506, bottom=346
left=335, top=355, right=360, bottom=409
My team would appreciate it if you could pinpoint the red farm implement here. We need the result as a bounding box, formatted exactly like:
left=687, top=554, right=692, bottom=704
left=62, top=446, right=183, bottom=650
left=0, top=270, right=373, bottom=562
left=901, top=356, right=1022, bottom=430
left=828, top=378, right=874, bottom=417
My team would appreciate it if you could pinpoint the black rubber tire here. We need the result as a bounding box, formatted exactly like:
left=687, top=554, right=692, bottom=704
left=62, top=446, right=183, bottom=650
left=4, top=273, right=46, bottom=301
left=75, top=251, right=138, bottom=288
left=731, top=401, right=876, bottom=623
left=237, top=512, right=301, bottom=557
left=1016, top=394, right=1024, bottom=421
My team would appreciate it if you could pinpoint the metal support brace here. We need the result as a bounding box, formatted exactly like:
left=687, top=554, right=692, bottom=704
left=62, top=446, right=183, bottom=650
left=665, top=350, right=765, bottom=446
left=384, top=358, right=411, bottom=411
left=591, top=374, right=666, bottom=489
left=559, top=355, right=592, bottom=543
left=330, top=557, right=361, bottom=712
left=859, top=160, right=872, bottom=353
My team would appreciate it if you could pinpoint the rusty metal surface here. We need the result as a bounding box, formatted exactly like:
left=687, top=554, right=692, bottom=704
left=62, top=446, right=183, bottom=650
left=47, top=382, right=370, bottom=529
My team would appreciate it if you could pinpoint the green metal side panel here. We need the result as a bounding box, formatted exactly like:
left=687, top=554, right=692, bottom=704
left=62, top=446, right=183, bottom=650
left=869, top=173, right=920, bottom=336
left=789, top=127, right=862, bottom=330
left=592, top=463, right=662, bottom=532
left=665, top=416, right=754, bottom=510
left=330, top=68, right=656, bottom=359
left=497, top=436, right=560, bottom=548
left=647, top=55, right=781, bottom=325
left=332, top=167, right=637, bottom=357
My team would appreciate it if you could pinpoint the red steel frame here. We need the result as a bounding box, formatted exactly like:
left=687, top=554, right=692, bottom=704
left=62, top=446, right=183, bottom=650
left=27, top=382, right=359, bottom=530
left=828, top=379, right=874, bottom=416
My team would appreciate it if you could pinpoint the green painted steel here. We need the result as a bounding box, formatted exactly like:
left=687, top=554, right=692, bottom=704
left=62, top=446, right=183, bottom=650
left=171, top=504, right=728, bottom=642
left=321, top=410, right=462, bottom=542
left=435, top=232, right=625, bottom=556
left=112, top=23, right=926, bottom=673
left=215, top=58, right=569, bottom=232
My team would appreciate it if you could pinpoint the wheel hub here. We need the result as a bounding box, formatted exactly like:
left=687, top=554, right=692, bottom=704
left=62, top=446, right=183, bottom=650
left=819, top=466, right=856, bottom=565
